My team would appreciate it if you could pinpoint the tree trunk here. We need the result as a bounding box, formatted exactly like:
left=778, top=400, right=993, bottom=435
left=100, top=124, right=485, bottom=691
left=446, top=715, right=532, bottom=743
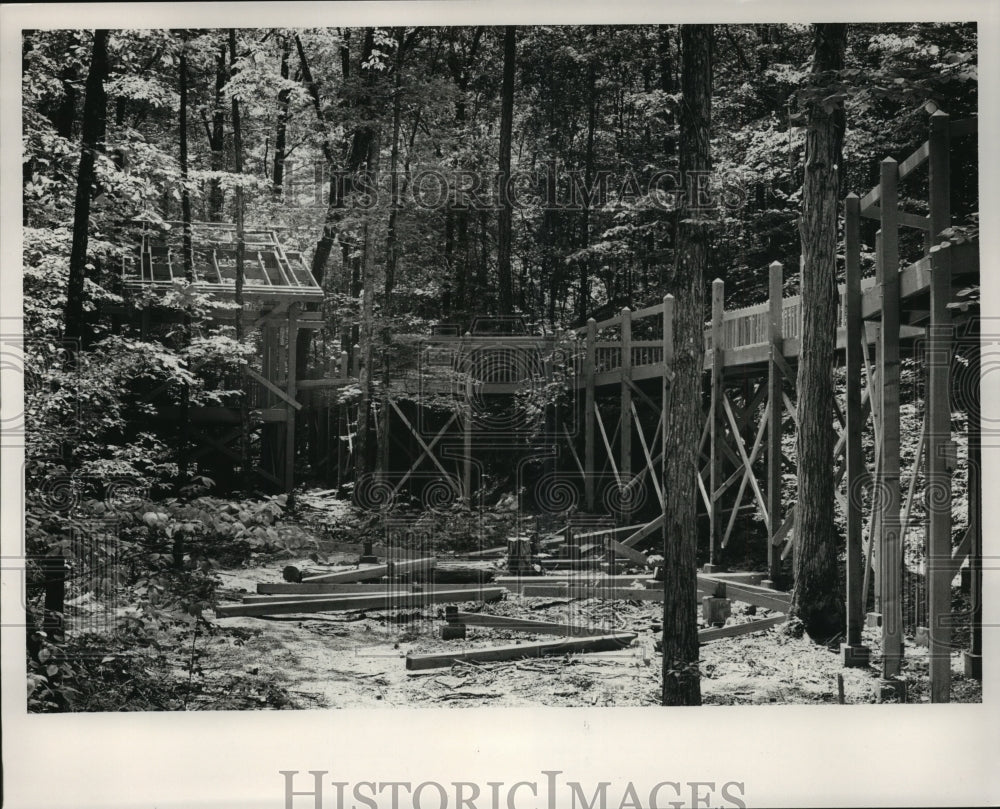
left=230, top=29, right=250, bottom=488
left=207, top=42, right=227, bottom=221
left=64, top=29, right=109, bottom=360
left=178, top=34, right=193, bottom=486
left=355, top=133, right=380, bottom=480
left=578, top=61, right=598, bottom=323
left=790, top=23, right=848, bottom=641
left=497, top=26, right=516, bottom=316
left=272, top=36, right=292, bottom=198
left=661, top=23, right=712, bottom=707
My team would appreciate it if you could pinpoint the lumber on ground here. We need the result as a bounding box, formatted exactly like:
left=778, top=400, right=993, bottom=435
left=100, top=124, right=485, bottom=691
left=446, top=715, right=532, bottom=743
left=697, top=576, right=791, bottom=612
left=216, top=586, right=503, bottom=618
left=449, top=610, right=616, bottom=638
left=404, top=632, right=637, bottom=670
left=697, top=614, right=787, bottom=643
left=300, top=557, right=435, bottom=584
left=256, top=582, right=401, bottom=595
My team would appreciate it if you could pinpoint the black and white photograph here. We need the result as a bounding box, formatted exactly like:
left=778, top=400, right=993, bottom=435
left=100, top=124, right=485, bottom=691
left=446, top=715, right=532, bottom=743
left=1, top=2, right=997, bottom=807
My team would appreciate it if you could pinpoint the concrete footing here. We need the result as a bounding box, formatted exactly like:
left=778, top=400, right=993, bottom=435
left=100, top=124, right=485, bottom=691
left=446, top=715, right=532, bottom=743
left=702, top=563, right=722, bottom=574
left=840, top=643, right=871, bottom=668
left=865, top=611, right=882, bottom=628
left=701, top=596, right=731, bottom=627
left=441, top=624, right=467, bottom=640
left=913, top=626, right=929, bottom=647
left=878, top=678, right=908, bottom=703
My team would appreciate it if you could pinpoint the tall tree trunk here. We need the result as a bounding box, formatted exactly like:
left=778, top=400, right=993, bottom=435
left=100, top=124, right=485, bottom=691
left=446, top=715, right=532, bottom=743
left=178, top=33, right=193, bottom=488
left=497, top=25, right=516, bottom=316
left=355, top=134, right=381, bottom=479
left=207, top=42, right=227, bottom=221
left=790, top=23, right=848, bottom=640
left=578, top=61, right=598, bottom=322
left=272, top=36, right=292, bottom=198
left=64, top=29, right=109, bottom=360
left=661, top=23, right=712, bottom=707
left=230, top=29, right=250, bottom=488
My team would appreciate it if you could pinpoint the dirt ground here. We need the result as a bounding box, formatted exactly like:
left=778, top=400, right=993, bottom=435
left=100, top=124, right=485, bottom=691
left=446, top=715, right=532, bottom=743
left=197, top=553, right=982, bottom=709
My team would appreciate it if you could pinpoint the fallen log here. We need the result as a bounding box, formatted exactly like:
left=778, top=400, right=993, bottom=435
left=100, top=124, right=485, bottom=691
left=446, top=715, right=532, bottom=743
left=300, top=557, right=436, bottom=584
left=404, top=632, right=637, bottom=670
left=448, top=610, right=617, bottom=638
left=216, top=586, right=503, bottom=618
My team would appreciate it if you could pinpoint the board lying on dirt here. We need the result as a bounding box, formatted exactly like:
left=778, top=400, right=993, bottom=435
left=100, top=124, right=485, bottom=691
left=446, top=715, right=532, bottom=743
left=215, top=586, right=504, bottom=618
left=405, top=632, right=638, bottom=670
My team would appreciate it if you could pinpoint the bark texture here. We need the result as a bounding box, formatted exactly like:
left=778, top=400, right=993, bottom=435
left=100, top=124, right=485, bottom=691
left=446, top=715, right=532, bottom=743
left=790, top=23, right=848, bottom=640
left=661, top=24, right=712, bottom=707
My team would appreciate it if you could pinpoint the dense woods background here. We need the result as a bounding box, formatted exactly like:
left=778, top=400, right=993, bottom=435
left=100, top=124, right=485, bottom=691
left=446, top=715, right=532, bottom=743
left=20, top=24, right=977, bottom=710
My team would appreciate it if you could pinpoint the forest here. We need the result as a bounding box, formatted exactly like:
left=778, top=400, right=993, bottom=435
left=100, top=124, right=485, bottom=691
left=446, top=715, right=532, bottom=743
left=19, top=23, right=980, bottom=710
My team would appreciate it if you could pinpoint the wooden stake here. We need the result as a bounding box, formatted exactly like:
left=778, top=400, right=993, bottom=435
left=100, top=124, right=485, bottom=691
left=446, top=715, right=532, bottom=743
left=709, top=278, right=724, bottom=566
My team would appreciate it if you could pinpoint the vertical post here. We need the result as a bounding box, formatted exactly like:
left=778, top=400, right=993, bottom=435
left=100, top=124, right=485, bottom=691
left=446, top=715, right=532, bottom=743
left=339, top=349, right=349, bottom=379
left=766, top=261, right=784, bottom=588
left=708, top=278, right=724, bottom=571
left=620, top=307, right=632, bottom=521
left=928, top=111, right=951, bottom=244
left=585, top=318, right=596, bottom=511
left=352, top=343, right=361, bottom=378
left=285, top=305, right=300, bottom=494
left=842, top=195, right=870, bottom=666
left=877, top=158, right=903, bottom=686
left=463, top=377, right=473, bottom=502
left=927, top=242, right=953, bottom=702
left=966, top=327, right=983, bottom=680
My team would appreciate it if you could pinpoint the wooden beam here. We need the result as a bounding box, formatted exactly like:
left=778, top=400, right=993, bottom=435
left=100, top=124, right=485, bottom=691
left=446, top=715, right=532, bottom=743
left=389, top=399, right=461, bottom=495
left=631, top=401, right=663, bottom=505
left=584, top=318, right=597, bottom=510
left=302, top=557, right=436, bottom=584
left=448, top=611, right=617, bottom=637
left=926, top=236, right=954, bottom=702
left=722, top=399, right=770, bottom=547
left=256, top=582, right=409, bottom=595
left=844, top=194, right=865, bottom=649
left=284, top=305, right=299, bottom=493
left=391, top=412, right=459, bottom=495
left=722, top=394, right=770, bottom=532
left=709, top=279, right=725, bottom=566
left=594, top=402, right=621, bottom=486
left=878, top=158, right=904, bottom=679
left=247, top=367, right=303, bottom=410
left=521, top=584, right=665, bottom=601
left=216, top=586, right=504, bottom=618
left=620, top=307, right=633, bottom=522
left=404, top=632, right=637, bottom=670
left=698, top=576, right=792, bottom=612
left=767, top=261, right=784, bottom=583
left=698, top=614, right=787, bottom=643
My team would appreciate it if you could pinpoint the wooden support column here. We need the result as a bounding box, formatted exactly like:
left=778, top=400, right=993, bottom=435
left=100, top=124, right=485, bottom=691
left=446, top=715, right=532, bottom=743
left=926, top=242, right=953, bottom=702
left=766, top=261, right=784, bottom=587
left=966, top=327, right=983, bottom=680
left=877, top=158, right=903, bottom=682
left=842, top=195, right=870, bottom=666
left=707, top=278, right=724, bottom=571
left=584, top=318, right=597, bottom=511
left=284, top=304, right=300, bottom=493
left=463, top=377, right=473, bottom=502
left=928, top=111, right=951, bottom=243
left=620, top=307, right=633, bottom=521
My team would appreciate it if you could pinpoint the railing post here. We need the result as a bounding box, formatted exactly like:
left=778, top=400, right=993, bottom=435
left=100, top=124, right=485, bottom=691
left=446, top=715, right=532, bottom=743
left=352, top=343, right=361, bottom=378
left=766, top=261, right=784, bottom=588
left=620, top=307, right=633, bottom=521
left=585, top=318, right=596, bottom=511
left=928, top=110, right=951, bottom=246
left=285, top=304, right=300, bottom=494
left=842, top=195, right=870, bottom=667
left=877, top=157, right=903, bottom=689
left=707, top=278, right=724, bottom=572
left=927, top=242, right=953, bottom=702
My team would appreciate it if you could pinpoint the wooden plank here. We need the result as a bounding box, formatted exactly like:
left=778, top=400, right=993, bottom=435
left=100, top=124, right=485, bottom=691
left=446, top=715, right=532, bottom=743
left=389, top=401, right=460, bottom=494
left=391, top=412, right=459, bottom=495
left=722, top=398, right=770, bottom=547
left=255, top=582, right=408, bottom=595
left=584, top=318, right=597, bottom=509
left=722, top=394, right=770, bottom=531
left=620, top=515, right=665, bottom=548
left=767, top=268, right=783, bottom=580
left=860, top=206, right=931, bottom=232
left=302, top=557, right=436, bottom=584
left=620, top=306, right=633, bottom=521
left=878, top=157, right=904, bottom=679
left=594, top=401, right=621, bottom=485
left=603, top=536, right=649, bottom=566
left=698, top=614, right=787, bottom=643
left=898, top=140, right=930, bottom=180
left=632, top=401, right=663, bottom=505
left=405, top=632, right=637, bottom=670
left=927, top=235, right=954, bottom=702
left=709, top=279, right=724, bottom=565
left=216, top=586, right=504, bottom=618
left=698, top=576, right=792, bottom=612
left=247, top=367, right=303, bottom=410
left=449, top=611, right=617, bottom=637
left=521, top=584, right=665, bottom=601
left=844, top=193, right=865, bottom=648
